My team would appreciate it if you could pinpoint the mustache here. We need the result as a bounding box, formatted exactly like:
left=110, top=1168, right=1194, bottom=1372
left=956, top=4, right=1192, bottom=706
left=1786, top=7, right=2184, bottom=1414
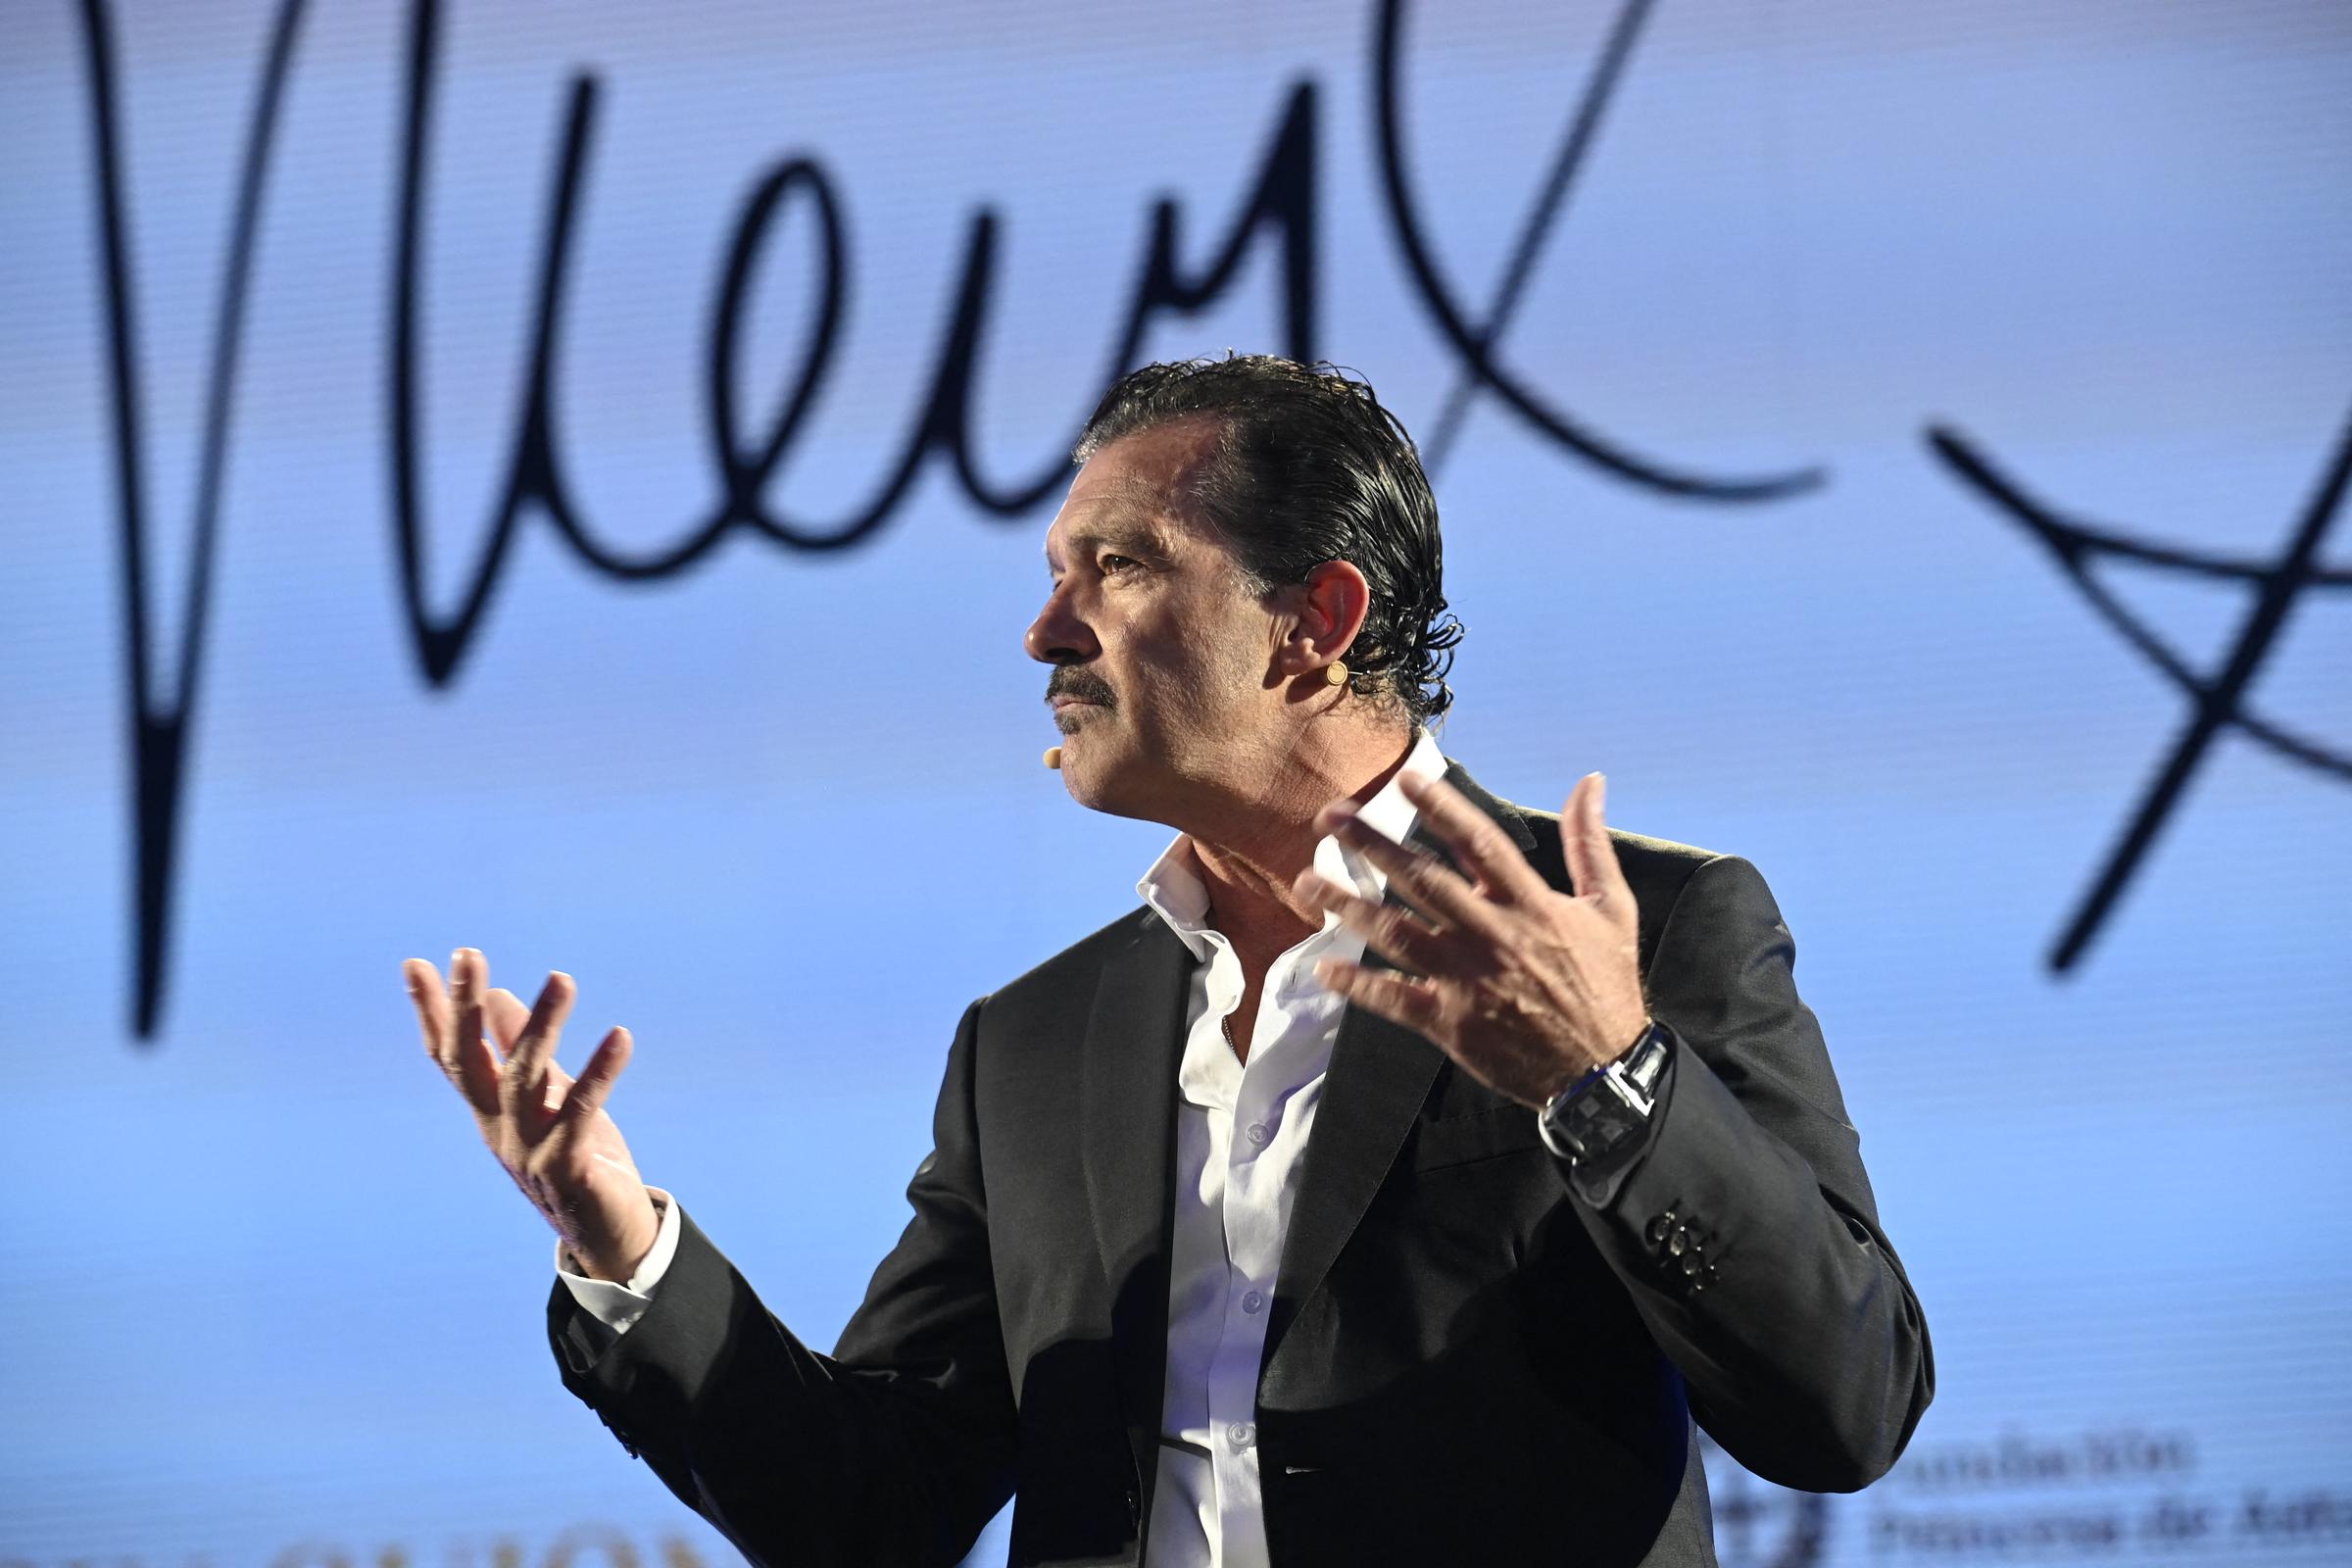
left=1046, top=667, right=1115, bottom=708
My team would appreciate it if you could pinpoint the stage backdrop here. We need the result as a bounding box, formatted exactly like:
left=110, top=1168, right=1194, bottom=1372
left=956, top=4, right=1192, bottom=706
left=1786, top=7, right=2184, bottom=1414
left=3, top=2, right=2347, bottom=1564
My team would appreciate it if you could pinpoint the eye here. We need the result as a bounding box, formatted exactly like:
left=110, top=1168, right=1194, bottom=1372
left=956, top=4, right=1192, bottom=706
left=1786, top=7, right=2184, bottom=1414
left=1100, top=554, right=1139, bottom=574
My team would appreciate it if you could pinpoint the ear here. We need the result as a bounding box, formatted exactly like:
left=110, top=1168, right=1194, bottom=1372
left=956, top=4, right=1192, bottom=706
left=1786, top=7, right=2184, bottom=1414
left=1277, top=560, right=1372, bottom=680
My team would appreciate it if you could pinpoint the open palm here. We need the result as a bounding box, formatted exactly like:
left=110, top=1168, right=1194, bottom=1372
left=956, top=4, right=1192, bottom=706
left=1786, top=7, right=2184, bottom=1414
left=404, top=949, right=659, bottom=1280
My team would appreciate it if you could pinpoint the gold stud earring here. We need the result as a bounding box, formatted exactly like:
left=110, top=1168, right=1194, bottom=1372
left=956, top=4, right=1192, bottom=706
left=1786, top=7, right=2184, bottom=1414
left=1324, top=661, right=1348, bottom=687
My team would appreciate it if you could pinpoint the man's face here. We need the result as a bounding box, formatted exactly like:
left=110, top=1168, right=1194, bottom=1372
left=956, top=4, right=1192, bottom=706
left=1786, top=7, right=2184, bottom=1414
left=1026, top=418, right=1282, bottom=822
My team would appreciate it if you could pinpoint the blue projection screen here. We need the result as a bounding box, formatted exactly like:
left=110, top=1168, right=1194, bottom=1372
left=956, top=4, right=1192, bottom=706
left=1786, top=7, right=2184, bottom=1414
left=2, top=2, right=2347, bottom=1565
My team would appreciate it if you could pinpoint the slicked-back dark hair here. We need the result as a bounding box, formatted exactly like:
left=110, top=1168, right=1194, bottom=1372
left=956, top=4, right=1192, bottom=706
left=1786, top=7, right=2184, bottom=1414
left=1072, top=354, right=1462, bottom=727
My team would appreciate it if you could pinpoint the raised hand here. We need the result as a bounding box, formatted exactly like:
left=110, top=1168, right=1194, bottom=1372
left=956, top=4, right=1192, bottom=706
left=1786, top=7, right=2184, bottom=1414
left=1294, top=771, right=1650, bottom=1108
left=403, top=948, right=660, bottom=1281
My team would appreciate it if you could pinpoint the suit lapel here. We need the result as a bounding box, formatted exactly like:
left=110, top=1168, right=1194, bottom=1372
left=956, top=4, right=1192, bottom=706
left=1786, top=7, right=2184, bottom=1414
left=1263, top=761, right=1538, bottom=1366
left=1076, top=910, right=1193, bottom=1476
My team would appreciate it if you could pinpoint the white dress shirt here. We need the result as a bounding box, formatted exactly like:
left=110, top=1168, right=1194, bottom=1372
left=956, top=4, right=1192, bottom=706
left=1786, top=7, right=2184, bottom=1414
left=1132, top=729, right=1445, bottom=1568
left=560, top=731, right=1448, bottom=1568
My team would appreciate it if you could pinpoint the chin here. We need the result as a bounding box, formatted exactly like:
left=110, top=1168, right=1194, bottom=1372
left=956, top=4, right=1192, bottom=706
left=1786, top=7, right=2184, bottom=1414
left=1055, top=742, right=1151, bottom=821
left=1055, top=747, right=1113, bottom=809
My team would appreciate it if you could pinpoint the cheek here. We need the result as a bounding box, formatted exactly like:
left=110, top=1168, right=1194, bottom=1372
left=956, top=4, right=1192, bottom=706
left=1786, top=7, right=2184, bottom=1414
left=1143, top=646, right=1246, bottom=713
left=1114, top=599, right=1265, bottom=712
left=1203, top=628, right=1271, bottom=699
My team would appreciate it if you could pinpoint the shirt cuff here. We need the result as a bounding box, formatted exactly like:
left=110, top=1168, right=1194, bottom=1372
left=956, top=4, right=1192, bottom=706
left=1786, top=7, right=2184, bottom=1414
left=554, top=1188, right=679, bottom=1335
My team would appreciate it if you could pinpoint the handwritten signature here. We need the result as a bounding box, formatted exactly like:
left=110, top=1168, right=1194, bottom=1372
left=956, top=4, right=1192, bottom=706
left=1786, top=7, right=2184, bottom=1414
left=64, top=0, right=2339, bottom=1039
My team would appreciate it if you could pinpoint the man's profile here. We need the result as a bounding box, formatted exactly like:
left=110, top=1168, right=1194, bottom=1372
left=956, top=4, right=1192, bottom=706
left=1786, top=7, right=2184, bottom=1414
left=403, top=355, right=1932, bottom=1568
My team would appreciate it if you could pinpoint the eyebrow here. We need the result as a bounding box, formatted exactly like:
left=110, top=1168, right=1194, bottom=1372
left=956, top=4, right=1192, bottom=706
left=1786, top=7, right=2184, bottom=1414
left=1046, top=518, right=1175, bottom=574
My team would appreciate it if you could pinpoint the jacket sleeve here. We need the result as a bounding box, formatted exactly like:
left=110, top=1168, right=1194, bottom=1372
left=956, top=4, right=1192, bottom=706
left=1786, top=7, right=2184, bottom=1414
left=1566, top=854, right=1935, bottom=1493
left=546, top=997, right=1018, bottom=1567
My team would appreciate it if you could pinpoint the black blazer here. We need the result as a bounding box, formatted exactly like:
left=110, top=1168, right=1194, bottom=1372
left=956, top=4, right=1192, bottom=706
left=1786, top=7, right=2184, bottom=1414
left=549, top=764, right=1933, bottom=1566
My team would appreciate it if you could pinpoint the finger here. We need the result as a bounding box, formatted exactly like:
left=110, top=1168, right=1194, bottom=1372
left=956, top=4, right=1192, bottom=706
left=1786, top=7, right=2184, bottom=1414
left=451, top=945, right=508, bottom=1104
left=1322, top=811, right=1505, bottom=938
left=1394, top=773, right=1547, bottom=905
left=485, top=987, right=531, bottom=1059
left=1293, top=869, right=1449, bottom=975
left=405, top=958, right=495, bottom=1112
left=1312, top=956, right=1445, bottom=1038
left=489, top=986, right=578, bottom=1097
left=448, top=948, right=483, bottom=1058
left=501, top=971, right=578, bottom=1120
left=559, top=1025, right=634, bottom=1129
left=1562, top=772, right=1636, bottom=911
left=402, top=958, right=450, bottom=1063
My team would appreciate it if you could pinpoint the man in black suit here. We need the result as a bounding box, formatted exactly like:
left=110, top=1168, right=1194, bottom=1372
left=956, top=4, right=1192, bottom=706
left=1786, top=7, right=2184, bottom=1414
left=406, top=356, right=1932, bottom=1567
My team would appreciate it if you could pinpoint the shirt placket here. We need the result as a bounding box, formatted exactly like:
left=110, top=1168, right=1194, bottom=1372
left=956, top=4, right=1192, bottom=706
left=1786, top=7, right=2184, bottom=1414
left=1203, top=932, right=1343, bottom=1568
left=1205, top=1109, right=1273, bottom=1566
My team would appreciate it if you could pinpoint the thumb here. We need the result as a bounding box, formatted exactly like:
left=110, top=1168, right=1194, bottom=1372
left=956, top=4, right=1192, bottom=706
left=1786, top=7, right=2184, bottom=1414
left=1562, top=771, right=1635, bottom=912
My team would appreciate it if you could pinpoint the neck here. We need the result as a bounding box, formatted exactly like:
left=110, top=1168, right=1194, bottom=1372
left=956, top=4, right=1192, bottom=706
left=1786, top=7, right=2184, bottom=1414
left=1181, top=719, right=1419, bottom=955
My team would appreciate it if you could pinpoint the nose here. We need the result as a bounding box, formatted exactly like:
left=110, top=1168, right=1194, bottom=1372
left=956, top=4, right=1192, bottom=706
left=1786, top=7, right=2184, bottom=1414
left=1025, top=579, right=1099, bottom=666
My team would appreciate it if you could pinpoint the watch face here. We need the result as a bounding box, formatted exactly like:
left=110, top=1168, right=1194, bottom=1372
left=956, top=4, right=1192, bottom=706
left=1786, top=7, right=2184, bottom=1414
left=1577, top=1108, right=1637, bottom=1160
left=1555, top=1094, right=1621, bottom=1160
left=1542, top=1054, right=1658, bottom=1162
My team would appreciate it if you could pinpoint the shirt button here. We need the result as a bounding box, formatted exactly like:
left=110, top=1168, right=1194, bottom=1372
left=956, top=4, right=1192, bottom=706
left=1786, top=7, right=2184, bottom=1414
left=1245, top=1123, right=1270, bottom=1148
left=1227, top=1421, right=1255, bottom=1447
left=1242, top=1290, right=1265, bottom=1314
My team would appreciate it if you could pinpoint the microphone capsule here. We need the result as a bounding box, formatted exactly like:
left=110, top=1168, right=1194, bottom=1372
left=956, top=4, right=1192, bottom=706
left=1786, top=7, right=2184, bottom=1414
left=1043, top=746, right=1064, bottom=770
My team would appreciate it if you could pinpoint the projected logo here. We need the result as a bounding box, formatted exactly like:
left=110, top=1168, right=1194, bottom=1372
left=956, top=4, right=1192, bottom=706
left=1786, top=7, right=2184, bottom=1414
left=1929, top=409, right=2352, bottom=971
left=1702, top=1434, right=1834, bottom=1568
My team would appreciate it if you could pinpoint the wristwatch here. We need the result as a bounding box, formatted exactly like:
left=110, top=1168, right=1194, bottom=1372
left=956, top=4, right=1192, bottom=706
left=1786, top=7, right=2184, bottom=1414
left=1537, top=1020, right=1672, bottom=1163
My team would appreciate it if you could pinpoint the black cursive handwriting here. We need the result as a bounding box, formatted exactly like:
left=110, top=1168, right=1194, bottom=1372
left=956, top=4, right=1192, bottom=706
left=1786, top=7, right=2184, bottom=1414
left=71, top=0, right=1813, bottom=1039
left=1929, top=407, right=2352, bottom=971
left=74, top=0, right=310, bottom=1042
left=1372, top=0, right=1820, bottom=498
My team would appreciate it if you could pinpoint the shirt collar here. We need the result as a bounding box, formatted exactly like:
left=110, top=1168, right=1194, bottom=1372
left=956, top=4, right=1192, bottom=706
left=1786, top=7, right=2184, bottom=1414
left=1137, top=729, right=1449, bottom=962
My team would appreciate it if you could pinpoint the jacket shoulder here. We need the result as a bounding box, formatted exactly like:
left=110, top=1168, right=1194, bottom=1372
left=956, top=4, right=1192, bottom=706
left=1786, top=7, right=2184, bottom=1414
left=977, top=904, right=1159, bottom=1026
left=1494, top=798, right=1727, bottom=973
left=1504, top=800, right=1720, bottom=895
left=1441, top=760, right=1723, bottom=913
